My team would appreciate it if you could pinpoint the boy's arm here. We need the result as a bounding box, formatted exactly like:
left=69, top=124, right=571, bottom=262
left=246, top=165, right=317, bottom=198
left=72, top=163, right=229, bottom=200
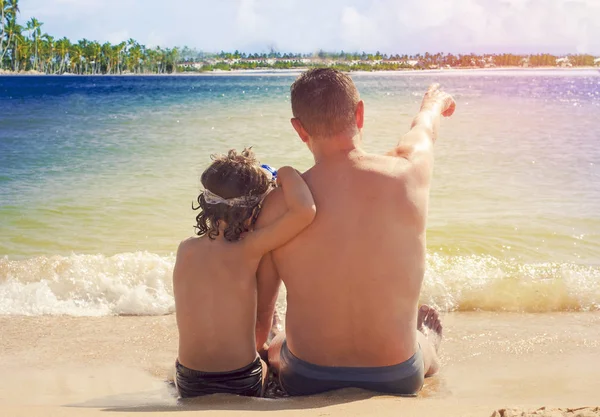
left=387, top=83, right=455, bottom=185
left=243, top=166, right=316, bottom=257
left=255, top=251, right=280, bottom=351
left=252, top=186, right=287, bottom=351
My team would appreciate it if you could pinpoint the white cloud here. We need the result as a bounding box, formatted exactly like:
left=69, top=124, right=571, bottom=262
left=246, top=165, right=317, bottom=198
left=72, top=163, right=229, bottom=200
left=24, top=0, right=113, bottom=18
left=236, top=0, right=261, bottom=34
left=106, top=30, right=130, bottom=45
left=146, top=32, right=168, bottom=48
left=334, top=0, right=600, bottom=54
left=340, top=6, right=385, bottom=52
left=16, top=0, right=600, bottom=54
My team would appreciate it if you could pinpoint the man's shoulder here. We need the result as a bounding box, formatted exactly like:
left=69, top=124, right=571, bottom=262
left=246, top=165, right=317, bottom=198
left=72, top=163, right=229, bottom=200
left=368, top=151, right=411, bottom=167
left=354, top=154, right=429, bottom=210
left=358, top=152, right=416, bottom=182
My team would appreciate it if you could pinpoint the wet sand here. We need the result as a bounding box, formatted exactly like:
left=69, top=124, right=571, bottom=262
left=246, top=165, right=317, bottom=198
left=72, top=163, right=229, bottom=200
left=1, top=312, right=599, bottom=416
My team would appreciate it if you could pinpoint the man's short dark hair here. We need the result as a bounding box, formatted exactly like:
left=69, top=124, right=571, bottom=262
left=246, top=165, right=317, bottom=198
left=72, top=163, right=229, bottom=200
left=290, top=68, right=360, bottom=139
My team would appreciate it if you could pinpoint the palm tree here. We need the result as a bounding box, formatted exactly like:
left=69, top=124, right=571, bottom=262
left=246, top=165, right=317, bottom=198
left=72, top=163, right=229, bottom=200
left=13, top=32, right=28, bottom=71
left=0, top=0, right=17, bottom=61
left=114, top=41, right=125, bottom=73
left=55, top=37, right=70, bottom=73
left=2, top=20, right=19, bottom=68
left=8, top=0, right=17, bottom=15
left=77, top=38, right=90, bottom=73
left=126, top=39, right=142, bottom=73
left=88, top=41, right=101, bottom=74
left=25, top=17, right=42, bottom=70
left=40, top=33, right=54, bottom=73
left=147, top=47, right=159, bottom=73
left=102, top=41, right=119, bottom=74
left=168, top=47, right=179, bottom=73
left=69, top=44, right=82, bottom=74
left=6, top=0, right=19, bottom=35
left=1, top=0, right=20, bottom=69
left=1, top=0, right=6, bottom=60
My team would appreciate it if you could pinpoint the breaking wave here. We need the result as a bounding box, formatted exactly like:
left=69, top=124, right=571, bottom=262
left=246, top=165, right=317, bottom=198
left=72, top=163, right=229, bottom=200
left=1, top=252, right=598, bottom=316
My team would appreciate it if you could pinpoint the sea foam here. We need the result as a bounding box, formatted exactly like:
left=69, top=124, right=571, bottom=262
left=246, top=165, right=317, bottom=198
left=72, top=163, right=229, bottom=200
left=1, top=252, right=598, bottom=316
left=0, top=252, right=175, bottom=316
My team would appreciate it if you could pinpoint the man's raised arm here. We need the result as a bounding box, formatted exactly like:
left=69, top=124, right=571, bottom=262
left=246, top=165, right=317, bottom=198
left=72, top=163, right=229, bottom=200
left=388, top=83, right=456, bottom=182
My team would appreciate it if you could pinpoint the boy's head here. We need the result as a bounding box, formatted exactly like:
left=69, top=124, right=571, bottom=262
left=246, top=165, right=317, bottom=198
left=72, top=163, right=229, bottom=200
left=194, top=148, right=273, bottom=242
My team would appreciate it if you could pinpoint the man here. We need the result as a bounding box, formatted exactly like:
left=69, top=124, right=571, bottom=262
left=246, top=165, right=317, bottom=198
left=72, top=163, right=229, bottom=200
left=255, top=68, right=455, bottom=396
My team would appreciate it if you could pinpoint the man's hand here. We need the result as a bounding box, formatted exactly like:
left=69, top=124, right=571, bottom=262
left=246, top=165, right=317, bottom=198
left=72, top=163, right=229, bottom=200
left=420, top=83, right=456, bottom=118
left=390, top=83, right=456, bottom=171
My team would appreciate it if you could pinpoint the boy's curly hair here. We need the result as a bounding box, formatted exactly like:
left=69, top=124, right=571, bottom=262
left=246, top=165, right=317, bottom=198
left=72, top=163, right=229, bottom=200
left=193, top=148, right=273, bottom=242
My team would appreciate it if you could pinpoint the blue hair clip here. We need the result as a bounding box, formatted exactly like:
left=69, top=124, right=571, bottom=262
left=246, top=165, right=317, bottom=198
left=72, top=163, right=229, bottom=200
left=261, top=164, right=278, bottom=179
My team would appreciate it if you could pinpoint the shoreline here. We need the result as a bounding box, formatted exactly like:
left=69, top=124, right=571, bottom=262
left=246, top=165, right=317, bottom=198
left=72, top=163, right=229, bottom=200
left=1, top=312, right=598, bottom=416
left=1, top=67, right=598, bottom=77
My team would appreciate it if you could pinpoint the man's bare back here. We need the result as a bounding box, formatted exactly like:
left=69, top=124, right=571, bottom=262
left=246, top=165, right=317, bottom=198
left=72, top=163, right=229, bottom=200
left=254, top=70, right=455, bottom=395
left=258, top=152, right=427, bottom=366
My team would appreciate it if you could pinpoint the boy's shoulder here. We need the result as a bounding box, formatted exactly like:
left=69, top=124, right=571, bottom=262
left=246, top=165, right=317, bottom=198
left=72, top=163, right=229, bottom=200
left=174, top=237, right=208, bottom=282
left=177, top=237, right=202, bottom=259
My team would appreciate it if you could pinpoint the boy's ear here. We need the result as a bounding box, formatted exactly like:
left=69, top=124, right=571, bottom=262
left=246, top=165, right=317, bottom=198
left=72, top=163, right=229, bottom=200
left=291, top=118, right=310, bottom=143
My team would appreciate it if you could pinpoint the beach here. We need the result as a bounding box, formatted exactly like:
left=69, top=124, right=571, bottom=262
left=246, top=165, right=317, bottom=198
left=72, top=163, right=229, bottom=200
left=1, top=313, right=599, bottom=416
left=1, top=70, right=599, bottom=415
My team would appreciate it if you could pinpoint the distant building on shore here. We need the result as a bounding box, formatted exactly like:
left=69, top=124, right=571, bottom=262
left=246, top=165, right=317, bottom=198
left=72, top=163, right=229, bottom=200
left=482, top=56, right=495, bottom=68
left=179, top=62, right=205, bottom=70
left=594, top=58, right=600, bottom=66
left=556, top=57, right=572, bottom=68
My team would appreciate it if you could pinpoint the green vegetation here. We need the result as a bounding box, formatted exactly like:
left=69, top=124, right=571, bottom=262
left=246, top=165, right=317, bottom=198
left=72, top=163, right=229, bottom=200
left=1, top=1, right=598, bottom=75
left=180, top=50, right=598, bottom=73
left=0, top=0, right=179, bottom=74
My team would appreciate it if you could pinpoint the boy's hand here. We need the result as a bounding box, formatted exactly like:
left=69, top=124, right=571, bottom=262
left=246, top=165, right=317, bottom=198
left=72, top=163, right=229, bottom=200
left=275, top=166, right=295, bottom=187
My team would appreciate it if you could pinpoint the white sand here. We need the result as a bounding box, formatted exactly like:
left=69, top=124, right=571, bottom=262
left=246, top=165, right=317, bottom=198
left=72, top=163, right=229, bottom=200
left=1, top=312, right=599, bottom=416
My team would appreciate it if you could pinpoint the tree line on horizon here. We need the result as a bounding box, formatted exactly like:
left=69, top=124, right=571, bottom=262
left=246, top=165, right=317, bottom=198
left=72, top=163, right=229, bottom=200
left=196, top=50, right=597, bottom=72
left=1, top=0, right=598, bottom=75
left=0, top=0, right=179, bottom=74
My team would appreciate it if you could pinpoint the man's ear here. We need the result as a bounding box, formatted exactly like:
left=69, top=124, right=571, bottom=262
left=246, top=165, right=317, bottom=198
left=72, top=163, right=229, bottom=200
left=355, top=100, right=364, bottom=130
left=291, top=118, right=310, bottom=143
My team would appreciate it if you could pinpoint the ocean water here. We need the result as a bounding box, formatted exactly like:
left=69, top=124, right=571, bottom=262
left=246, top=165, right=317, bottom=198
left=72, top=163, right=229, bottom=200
left=1, top=70, right=599, bottom=316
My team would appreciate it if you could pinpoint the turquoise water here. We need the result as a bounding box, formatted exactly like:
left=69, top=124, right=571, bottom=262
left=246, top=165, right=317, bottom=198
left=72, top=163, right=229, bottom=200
left=1, top=70, right=599, bottom=315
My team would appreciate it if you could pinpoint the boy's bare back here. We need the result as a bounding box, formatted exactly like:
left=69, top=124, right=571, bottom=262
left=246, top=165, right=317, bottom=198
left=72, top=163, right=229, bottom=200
left=174, top=236, right=261, bottom=372
left=173, top=164, right=316, bottom=373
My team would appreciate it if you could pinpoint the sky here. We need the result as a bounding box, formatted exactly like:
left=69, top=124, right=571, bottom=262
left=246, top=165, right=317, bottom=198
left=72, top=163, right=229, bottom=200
left=18, top=0, right=600, bottom=55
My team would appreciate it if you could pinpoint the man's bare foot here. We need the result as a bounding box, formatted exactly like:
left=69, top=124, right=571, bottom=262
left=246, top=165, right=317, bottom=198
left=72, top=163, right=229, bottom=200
left=417, top=305, right=443, bottom=351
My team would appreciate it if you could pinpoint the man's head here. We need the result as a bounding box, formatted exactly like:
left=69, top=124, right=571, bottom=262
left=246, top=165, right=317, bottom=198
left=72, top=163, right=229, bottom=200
left=290, top=68, right=363, bottom=143
left=194, top=148, right=272, bottom=241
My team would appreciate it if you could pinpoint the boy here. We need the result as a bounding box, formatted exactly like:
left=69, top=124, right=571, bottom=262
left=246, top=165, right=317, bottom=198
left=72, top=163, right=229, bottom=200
left=173, top=148, right=315, bottom=398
